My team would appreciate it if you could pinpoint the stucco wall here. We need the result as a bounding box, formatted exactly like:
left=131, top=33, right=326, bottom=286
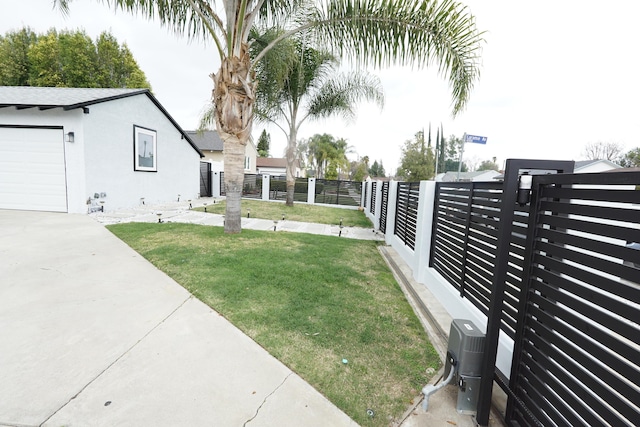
left=83, top=95, right=201, bottom=211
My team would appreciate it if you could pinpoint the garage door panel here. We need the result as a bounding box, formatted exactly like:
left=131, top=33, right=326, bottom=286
left=0, top=127, right=68, bottom=212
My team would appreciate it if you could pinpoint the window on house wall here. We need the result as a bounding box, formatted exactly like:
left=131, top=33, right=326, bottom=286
left=134, top=125, right=157, bottom=172
left=245, top=156, right=250, bottom=170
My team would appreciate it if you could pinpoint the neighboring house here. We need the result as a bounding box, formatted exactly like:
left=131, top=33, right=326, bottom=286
left=186, top=129, right=257, bottom=173
left=0, top=86, right=203, bottom=213
left=435, top=170, right=501, bottom=182
left=256, top=157, right=303, bottom=177
left=574, top=159, right=622, bottom=173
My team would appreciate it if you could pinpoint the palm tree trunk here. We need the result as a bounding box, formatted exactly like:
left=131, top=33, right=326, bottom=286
left=285, top=122, right=297, bottom=206
left=212, top=49, right=254, bottom=233
left=221, top=135, right=245, bottom=232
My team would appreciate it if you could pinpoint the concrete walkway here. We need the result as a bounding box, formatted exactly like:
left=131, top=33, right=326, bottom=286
left=0, top=210, right=357, bottom=427
left=88, top=198, right=385, bottom=241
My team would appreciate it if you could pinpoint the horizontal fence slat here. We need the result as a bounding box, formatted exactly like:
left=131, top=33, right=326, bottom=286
left=527, top=294, right=640, bottom=382
left=543, top=187, right=640, bottom=204
left=523, top=306, right=640, bottom=424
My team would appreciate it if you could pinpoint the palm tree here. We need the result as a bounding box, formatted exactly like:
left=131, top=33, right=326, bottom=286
left=56, top=0, right=483, bottom=233
left=250, top=31, right=383, bottom=205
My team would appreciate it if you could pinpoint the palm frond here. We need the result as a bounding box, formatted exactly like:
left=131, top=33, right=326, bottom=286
left=305, top=71, right=384, bottom=121
left=309, top=0, right=483, bottom=115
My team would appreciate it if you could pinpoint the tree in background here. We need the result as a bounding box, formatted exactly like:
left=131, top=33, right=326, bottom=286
left=303, top=134, right=350, bottom=179
left=256, top=130, right=270, bottom=157
left=396, top=130, right=435, bottom=181
left=350, top=158, right=369, bottom=182
left=0, top=27, right=151, bottom=88
left=443, top=134, right=467, bottom=172
left=435, top=123, right=446, bottom=174
left=250, top=31, right=383, bottom=205
left=477, top=157, right=499, bottom=171
left=619, top=147, right=640, bottom=168
left=369, top=160, right=386, bottom=177
left=58, top=0, right=483, bottom=233
left=0, top=28, right=37, bottom=86
left=583, top=141, right=624, bottom=161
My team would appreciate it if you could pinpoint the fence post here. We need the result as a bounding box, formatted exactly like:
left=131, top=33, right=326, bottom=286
left=307, top=177, right=316, bottom=204
left=414, top=181, right=436, bottom=283
left=374, top=180, right=383, bottom=230
left=261, top=174, right=270, bottom=200
left=476, top=160, right=522, bottom=425
left=212, top=171, right=221, bottom=198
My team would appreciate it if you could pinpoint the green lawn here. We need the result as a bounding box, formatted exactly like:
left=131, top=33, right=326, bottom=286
left=195, top=199, right=373, bottom=228
left=107, top=223, right=439, bottom=426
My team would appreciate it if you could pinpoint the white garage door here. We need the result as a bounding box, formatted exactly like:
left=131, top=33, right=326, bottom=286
left=0, top=126, right=68, bottom=212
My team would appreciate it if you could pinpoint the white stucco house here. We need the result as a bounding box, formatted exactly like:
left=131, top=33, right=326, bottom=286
left=186, top=129, right=257, bottom=173
left=256, top=157, right=303, bottom=177
left=0, top=86, right=203, bottom=213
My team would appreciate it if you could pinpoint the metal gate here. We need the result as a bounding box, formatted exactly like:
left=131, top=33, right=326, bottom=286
left=504, top=170, right=640, bottom=426
left=200, top=162, right=212, bottom=197
left=379, top=181, right=389, bottom=234
left=428, top=161, right=640, bottom=425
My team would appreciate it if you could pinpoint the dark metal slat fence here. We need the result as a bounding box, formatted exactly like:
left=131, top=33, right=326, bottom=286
left=394, top=182, right=420, bottom=250
left=268, top=176, right=308, bottom=202
left=370, top=182, right=377, bottom=215
left=241, top=174, right=262, bottom=198
left=315, top=179, right=361, bottom=206
left=379, top=181, right=389, bottom=234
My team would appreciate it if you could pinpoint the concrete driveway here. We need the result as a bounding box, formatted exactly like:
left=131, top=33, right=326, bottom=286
left=0, top=210, right=356, bottom=427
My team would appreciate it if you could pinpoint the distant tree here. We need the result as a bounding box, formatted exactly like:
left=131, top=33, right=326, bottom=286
left=0, top=27, right=37, bottom=86
left=304, top=134, right=350, bottom=179
left=477, top=157, right=499, bottom=171
left=369, top=160, right=386, bottom=177
left=95, top=32, right=149, bottom=88
left=442, top=134, right=467, bottom=172
left=396, top=130, right=435, bottom=181
left=351, top=159, right=368, bottom=182
left=256, top=130, right=270, bottom=157
left=0, top=27, right=150, bottom=89
left=619, top=147, right=640, bottom=168
left=583, top=141, right=624, bottom=161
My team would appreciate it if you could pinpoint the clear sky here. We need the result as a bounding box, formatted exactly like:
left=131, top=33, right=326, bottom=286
left=2, top=0, right=639, bottom=173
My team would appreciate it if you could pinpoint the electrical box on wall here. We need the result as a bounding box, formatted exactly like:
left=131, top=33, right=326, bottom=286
left=446, top=319, right=486, bottom=415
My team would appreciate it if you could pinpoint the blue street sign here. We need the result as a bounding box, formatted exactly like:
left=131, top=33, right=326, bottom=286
left=464, top=134, right=488, bottom=144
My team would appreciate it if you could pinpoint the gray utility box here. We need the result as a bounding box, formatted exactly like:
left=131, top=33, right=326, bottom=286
left=445, top=319, right=486, bottom=415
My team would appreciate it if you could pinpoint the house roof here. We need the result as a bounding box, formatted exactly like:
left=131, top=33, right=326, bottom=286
left=574, top=159, right=621, bottom=171
left=0, top=86, right=203, bottom=157
left=437, top=170, right=501, bottom=182
left=185, top=130, right=223, bottom=151
left=256, top=157, right=287, bottom=168
left=256, top=157, right=301, bottom=169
